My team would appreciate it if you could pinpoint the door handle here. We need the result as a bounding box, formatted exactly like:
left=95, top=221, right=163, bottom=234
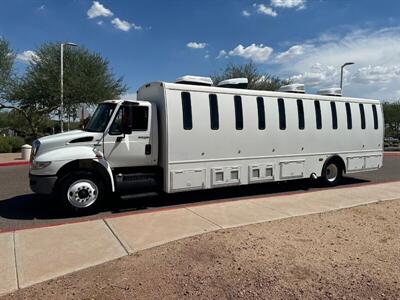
left=145, top=144, right=151, bottom=155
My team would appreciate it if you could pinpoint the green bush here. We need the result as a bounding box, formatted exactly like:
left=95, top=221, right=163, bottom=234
left=0, top=137, right=12, bottom=153
left=0, top=136, right=25, bottom=153
left=6, top=136, right=25, bottom=152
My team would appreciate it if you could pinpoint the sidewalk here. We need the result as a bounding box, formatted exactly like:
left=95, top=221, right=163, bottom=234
left=0, top=180, right=399, bottom=296
left=0, top=153, right=29, bottom=167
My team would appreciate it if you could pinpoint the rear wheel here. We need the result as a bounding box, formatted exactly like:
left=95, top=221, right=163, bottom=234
left=58, top=171, right=105, bottom=213
left=321, top=160, right=343, bottom=186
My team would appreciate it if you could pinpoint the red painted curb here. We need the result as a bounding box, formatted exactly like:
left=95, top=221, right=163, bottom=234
left=1, top=179, right=399, bottom=235
left=384, top=152, right=400, bottom=157
left=0, top=161, right=30, bottom=167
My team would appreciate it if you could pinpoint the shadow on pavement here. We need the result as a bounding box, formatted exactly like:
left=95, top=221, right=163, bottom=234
left=0, top=177, right=369, bottom=223
left=0, top=193, right=74, bottom=221
left=110, top=176, right=370, bottom=214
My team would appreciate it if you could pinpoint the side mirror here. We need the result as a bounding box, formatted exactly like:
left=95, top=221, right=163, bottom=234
left=121, top=105, right=133, bottom=135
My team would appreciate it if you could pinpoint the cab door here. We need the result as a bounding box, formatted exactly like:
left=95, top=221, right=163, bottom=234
left=103, top=102, right=152, bottom=168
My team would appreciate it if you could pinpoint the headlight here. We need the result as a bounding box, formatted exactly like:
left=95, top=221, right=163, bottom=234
left=31, top=160, right=51, bottom=170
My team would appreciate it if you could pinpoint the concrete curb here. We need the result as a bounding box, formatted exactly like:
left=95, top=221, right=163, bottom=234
left=0, top=181, right=399, bottom=296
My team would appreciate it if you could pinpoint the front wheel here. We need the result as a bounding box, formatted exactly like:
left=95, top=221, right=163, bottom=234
left=58, top=171, right=105, bottom=213
left=321, top=161, right=343, bottom=187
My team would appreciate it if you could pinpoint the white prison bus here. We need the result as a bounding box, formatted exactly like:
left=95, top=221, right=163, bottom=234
left=29, top=76, right=384, bottom=212
left=138, top=79, right=383, bottom=193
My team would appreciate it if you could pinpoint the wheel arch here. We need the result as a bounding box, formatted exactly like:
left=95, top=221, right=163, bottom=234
left=56, top=159, right=113, bottom=193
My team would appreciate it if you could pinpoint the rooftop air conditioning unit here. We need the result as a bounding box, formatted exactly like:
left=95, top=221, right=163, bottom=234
left=278, top=83, right=305, bottom=94
left=175, top=75, right=213, bottom=86
left=317, top=88, right=342, bottom=97
left=217, top=78, right=248, bottom=89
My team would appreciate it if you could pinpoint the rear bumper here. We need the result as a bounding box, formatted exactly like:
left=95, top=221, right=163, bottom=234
left=29, top=173, right=57, bottom=194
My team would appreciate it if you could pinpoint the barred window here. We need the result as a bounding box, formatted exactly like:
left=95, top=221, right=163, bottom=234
left=257, top=97, right=266, bottom=130
left=181, top=92, right=192, bottom=130
left=234, top=95, right=243, bottom=130
left=209, top=94, right=219, bottom=130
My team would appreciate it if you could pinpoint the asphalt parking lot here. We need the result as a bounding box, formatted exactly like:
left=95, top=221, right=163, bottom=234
left=0, top=156, right=399, bottom=232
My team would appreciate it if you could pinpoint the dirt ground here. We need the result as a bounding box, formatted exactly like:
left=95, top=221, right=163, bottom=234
left=4, top=199, right=400, bottom=300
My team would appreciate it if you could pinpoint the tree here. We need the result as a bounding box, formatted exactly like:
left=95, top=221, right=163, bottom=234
left=383, top=101, right=400, bottom=138
left=0, top=39, right=35, bottom=136
left=0, top=38, right=15, bottom=99
left=6, top=42, right=128, bottom=137
left=0, top=112, right=8, bottom=129
left=211, top=62, right=291, bottom=91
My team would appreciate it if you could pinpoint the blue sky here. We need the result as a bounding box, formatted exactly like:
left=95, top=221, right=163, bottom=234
left=1, top=0, right=400, bottom=100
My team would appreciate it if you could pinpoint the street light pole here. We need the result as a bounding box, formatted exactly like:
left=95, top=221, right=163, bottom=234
left=340, top=62, right=355, bottom=92
left=60, top=42, right=77, bottom=133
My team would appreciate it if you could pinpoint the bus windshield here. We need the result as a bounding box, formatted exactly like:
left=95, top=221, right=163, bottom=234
left=85, top=103, right=116, bottom=133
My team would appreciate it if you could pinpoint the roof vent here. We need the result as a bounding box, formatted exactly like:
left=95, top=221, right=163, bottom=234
left=317, top=88, right=342, bottom=97
left=278, top=83, right=305, bottom=94
left=175, top=75, right=213, bottom=86
left=217, top=78, right=248, bottom=89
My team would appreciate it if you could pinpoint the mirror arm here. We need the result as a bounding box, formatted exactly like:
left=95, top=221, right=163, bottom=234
left=116, top=135, right=124, bottom=142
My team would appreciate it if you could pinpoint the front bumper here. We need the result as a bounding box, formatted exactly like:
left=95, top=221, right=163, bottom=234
left=29, top=173, right=57, bottom=194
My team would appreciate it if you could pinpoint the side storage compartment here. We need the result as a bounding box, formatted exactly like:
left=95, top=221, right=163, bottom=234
left=364, top=155, right=382, bottom=169
left=249, top=164, right=274, bottom=183
left=211, top=166, right=241, bottom=187
left=347, top=156, right=365, bottom=171
left=170, top=169, right=206, bottom=191
left=279, top=160, right=305, bottom=179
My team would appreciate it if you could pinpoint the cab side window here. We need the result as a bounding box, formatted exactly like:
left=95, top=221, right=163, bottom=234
left=109, top=105, right=148, bottom=135
left=131, top=106, right=149, bottom=130
left=109, top=108, right=124, bottom=135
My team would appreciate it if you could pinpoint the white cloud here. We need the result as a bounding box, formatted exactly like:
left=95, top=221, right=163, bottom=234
left=87, top=1, right=113, bottom=19
left=120, top=92, right=137, bottom=100
left=186, top=42, right=207, bottom=49
left=111, top=18, right=142, bottom=31
left=271, top=0, right=306, bottom=9
left=37, top=4, right=45, bottom=11
left=317, top=33, right=339, bottom=42
left=16, top=50, right=38, bottom=64
left=227, top=43, right=273, bottom=63
left=97, top=20, right=103, bottom=26
left=275, top=45, right=307, bottom=63
left=216, top=50, right=228, bottom=59
left=131, top=23, right=142, bottom=30
left=289, top=63, right=339, bottom=87
left=277, top=27, right=400, bottom=99
left=352, top=65, right=400, bottom=84
left=254, top=4, right=277, bottom=17
left=242, top=10, right=251, bottom=17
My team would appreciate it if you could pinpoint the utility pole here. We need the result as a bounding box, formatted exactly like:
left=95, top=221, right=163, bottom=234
left=340, top=62, right=355, bottom=92
left=60, top=42, right=77, bottom=132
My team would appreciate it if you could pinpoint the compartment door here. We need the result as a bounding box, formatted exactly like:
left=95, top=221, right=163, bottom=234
left=364, top=155, right=382, bottom=169
left=279, top=160, right=305, bottom=179
left=170, top=169, right=206, bottom=191
left=347, top=156, right=365, bottom=171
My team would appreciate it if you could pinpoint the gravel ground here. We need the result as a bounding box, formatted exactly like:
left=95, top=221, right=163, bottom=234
left=3, top=199, right=400, bottom=300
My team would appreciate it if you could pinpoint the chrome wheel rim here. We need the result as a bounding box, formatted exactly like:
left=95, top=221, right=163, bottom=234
left=326, top=164, right=338, bottom=182
left=67, top=179, right=98, bottom=208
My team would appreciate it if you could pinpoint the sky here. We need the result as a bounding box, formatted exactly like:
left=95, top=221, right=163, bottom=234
left=1, top=0, right=400, bottom=100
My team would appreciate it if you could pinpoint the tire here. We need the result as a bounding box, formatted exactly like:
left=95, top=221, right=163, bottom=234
left=57, top=171, right=105, bottom=213
left=321, top=160, right=343, bottom=187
